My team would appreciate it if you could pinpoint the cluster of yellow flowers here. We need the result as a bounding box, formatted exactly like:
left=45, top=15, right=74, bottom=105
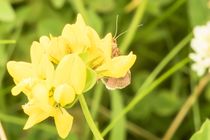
left=7, top=14, right=136, bottom=138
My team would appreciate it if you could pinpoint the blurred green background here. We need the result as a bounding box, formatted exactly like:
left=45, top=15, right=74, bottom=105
left=0, top=0, right=210, bottom=140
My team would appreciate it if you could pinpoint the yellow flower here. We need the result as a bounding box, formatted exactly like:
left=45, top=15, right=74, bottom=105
left=7, top=40, right=87, bottom=138
left=61, top=14, right=136, bottom=79
left=93, top=33, right=136, bottom=78
left=7, top=41, right=53, bottom=97
left=61, top=14, right=105, bottom=68
left=39, top=35, right=71, bottom=64
left=61, top=14, right=101, bottom=53
left=25, top=53, right=86, bottom=138
left=22, top=82, right=74, bottom=139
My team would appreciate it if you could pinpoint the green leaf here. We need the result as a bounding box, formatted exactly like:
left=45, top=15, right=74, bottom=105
left=204, top=83, right=210, bottom=101
left=128, top=93, right=154, bottom=120
left=37, top=18, right=65, bottom=36
left=83, top=67, right=97, bottom=92
left=86, top=9, right=103, bottom=34
left=147, top=0, right=173, bottom=16
left=0, top=1, right=15, bottom=22
left=110, top=91, right=126, bottom=140
left=51, top=0, right=66, bottom=9
left=190, top=119, right=210, bottom=140
left=153, top=90, right=182, bottom=116
left=188, top=0, right=210, bottom=26
left=88, top=0, right=115, bottom=13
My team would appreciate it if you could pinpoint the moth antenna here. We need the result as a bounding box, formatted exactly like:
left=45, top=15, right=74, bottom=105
left=115, top=23, right=144, bottom=39
left=115, top=30, right=128, bottom=40
left=113, top=15, right=119, bottom=38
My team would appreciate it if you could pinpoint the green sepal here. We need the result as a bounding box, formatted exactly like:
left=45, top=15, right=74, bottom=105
left=84, top=67, right=97, bottom=92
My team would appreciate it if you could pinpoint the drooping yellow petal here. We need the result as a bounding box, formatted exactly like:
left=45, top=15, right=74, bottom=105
left=54, top=54, right=86, bottom=94
left=22, top=83, right=54, bottom=123
left=7, top=61, right=33, bottom=83
left=62, top=14, right=90, bottom=53
left=22, top=102, right=50, bottom=129
left=11, top=78, right=34, bottom=96
left=54, top=84, right=75, bottom=107
left=54, top=108, right=73, bottom=139
left=96, top=52, right=136, bottom=78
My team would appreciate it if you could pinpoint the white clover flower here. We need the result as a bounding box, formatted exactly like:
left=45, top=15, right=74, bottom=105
left=189, top=21, right=210, bottom=76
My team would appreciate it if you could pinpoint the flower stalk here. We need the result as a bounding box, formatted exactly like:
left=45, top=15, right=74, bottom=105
left=79, top=94, right=104, bottom=140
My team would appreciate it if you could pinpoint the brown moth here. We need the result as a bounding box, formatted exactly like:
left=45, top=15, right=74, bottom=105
left=102, top=38, right=131, bottom=90
left=102, top=17, right=141, bottom=90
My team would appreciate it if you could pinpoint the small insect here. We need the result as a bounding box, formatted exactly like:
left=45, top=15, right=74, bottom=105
left=102, top=38, right=131, bottom=90
left=102, top=15, right=132, bottom=90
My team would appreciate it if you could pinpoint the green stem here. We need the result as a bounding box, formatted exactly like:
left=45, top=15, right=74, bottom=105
left=99, top=105, right=161, bottom=140
left=139, top=33, right=192, bottom=90
left=190, top=60, right=201, bottom=131
left=162, top=73, right=210, bottom=140
left=79, top=94, right=104, bottom=140
left=127, top=122, right=161, bottom=140
left=102, top=58, right=190, bottom=136
left=121, top=0, right=148, bottom=53
left=83, top=83, right=104, bottom=140
left=0, top=40, right=16, bottom=44
left=192, top=102, right=201, bottom=130
left=68, top=0, right=89, bottom=24
left=109, top=91, right=126, bottom=140
left=91, top=83, right=104, bottom=119
left=140, top=0, right=187, bottom=34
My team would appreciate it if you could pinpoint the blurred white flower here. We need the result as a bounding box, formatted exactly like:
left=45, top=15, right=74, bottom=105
left=189, top=22, right=210, bottom=76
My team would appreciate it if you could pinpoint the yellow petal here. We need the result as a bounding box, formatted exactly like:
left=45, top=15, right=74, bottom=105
left=39, top=36, right=50, bottom=49
left=30, top=41, right=45, bottom=66
left=87, top=27, right=101, bottom=48
left=11, top=78, right=34, bottom=96
left=76, top=14, right=86, bottom=26
left=30, top=41, right=55, bottom=81
left=47, top=36, right=71, bottom=64
left=31, top=83, right=50, bottom=104
left=54, top=108, right=73, bottom=139
left=96, top=52, right=136, bottom=78
left=62, top=14, right=90, bottom=53
left=36, top=55, right=54, bottom=83
left=84, top=46, right=104, bottom=69
left=54, top=54, right=86, bottom=94
left=7, top=61, right=33, bottom=83
left=23, top=102, right=50, bottom=129
left=54, top=84, right=75, bottom=106
left=99, top=33, right=113, bottom=60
